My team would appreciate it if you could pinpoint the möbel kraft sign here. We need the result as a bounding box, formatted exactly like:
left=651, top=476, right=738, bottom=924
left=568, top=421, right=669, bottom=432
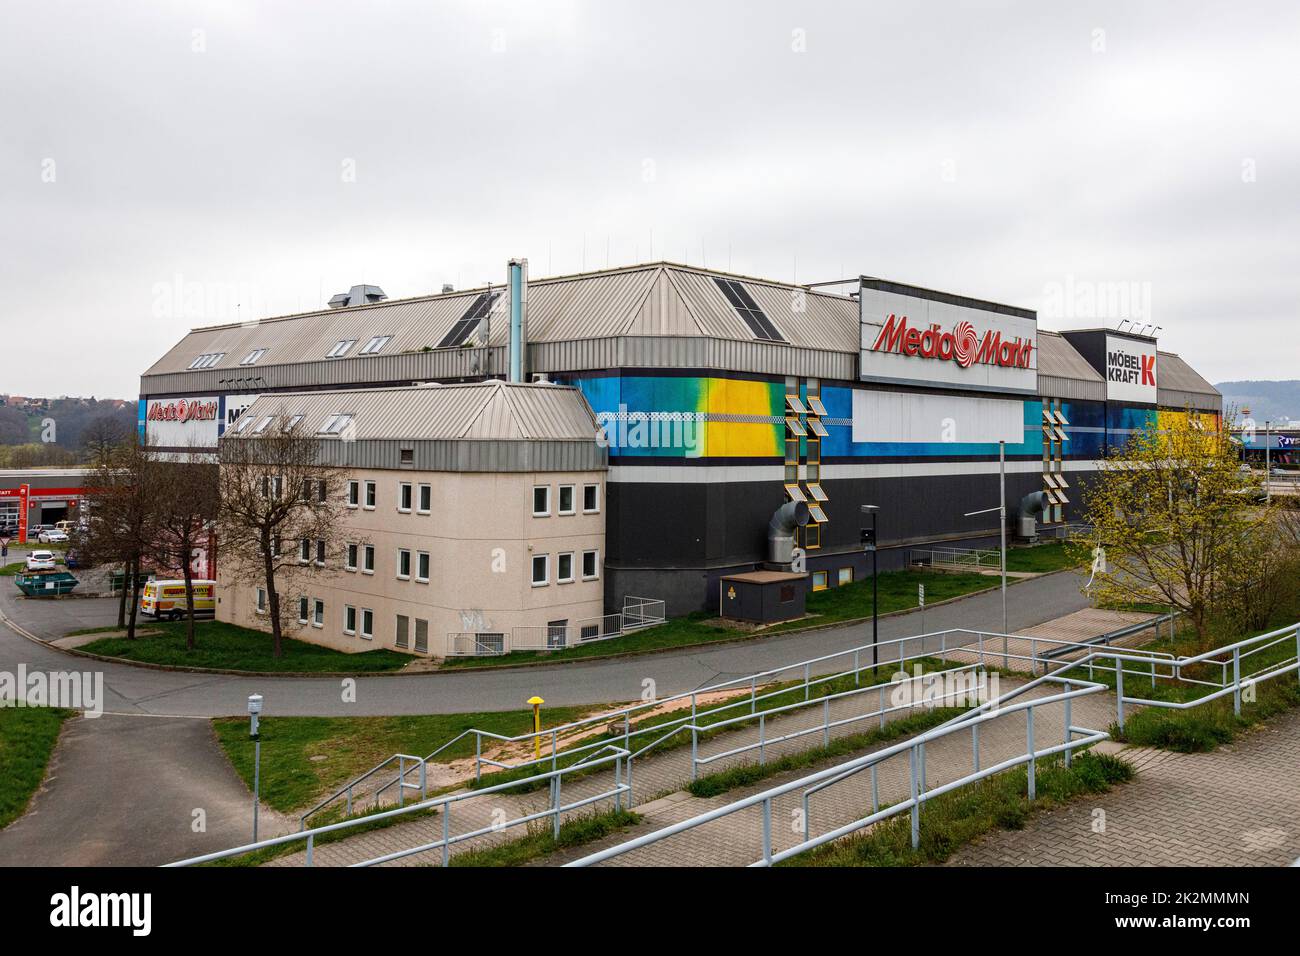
left=859, top=283, right=1037, bottom=394
left=1103, top=334, right=1157, bottom=404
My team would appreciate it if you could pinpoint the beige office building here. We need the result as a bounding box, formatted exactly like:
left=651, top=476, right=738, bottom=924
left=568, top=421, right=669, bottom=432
left=217, top=381, right=609, bottom=657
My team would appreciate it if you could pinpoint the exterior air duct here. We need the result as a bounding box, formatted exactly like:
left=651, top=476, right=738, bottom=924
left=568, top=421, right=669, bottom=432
left=1017, top=491, right=1049, bottom=540
left=767, top=500, right=810, bottom=565
left=507, top=258, right=528, bottom=382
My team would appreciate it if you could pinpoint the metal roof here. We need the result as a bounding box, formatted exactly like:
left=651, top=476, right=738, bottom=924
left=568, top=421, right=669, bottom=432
left=226, top=381, right=600, bottom=443
left=1158, top=350, right=1221, bottom=411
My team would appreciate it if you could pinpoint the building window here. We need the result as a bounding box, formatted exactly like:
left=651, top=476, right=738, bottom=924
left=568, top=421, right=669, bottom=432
left=315, top=539, right=326, bottom=566
left=532, top=485, right=550, bottom=517
left=347, top=480, right=359, bottom=507
left=400, top=448, right=414, bottom=465
left=361, top=608, right=374, bottom=640
left=418, top=483, right=431, bottom=513
left=395, top=615, right=410, bottom=649
left=812, top=570, right=828, bottom=592
left=416, top=551, right=430, bottom=582
left=326, top=339, right=356, bottom=358
left=363, top=545, right=375, bottom=573
left=344, top=605, right=357, bottom=635
left=319, top=413, right=354, bottom=435
left=581, top=549, right=599, bottom=580
left=582, top=483, right=600, bottom=513
left=358, top=335, right=392, bottom=355
left=838, top=567, right=853, bottom=587
left=318, top=480, right=327, bottom=504
left=531, top=554, right=548, bottom=587
left=297, top=596, right=308, bottom=624
left=414, top=618, right=429, bottom=654
left=313, top=599, right=325, bottom=627
left=299, top=538, right=311, bottom=563
left=397, top=549, right=411, bottom=579
left=364, top=481, right=377, bottom=508
left=557, top=552, right=574, bottom=583
left=256, top=587, right=267, bottom=614
left=346, top=544, right=358, bottom=571
left=283, top=414, right=304, bottom=432
left=399, top=482, right=413, bottom=512
left=558, top=485, right=575, bottom=515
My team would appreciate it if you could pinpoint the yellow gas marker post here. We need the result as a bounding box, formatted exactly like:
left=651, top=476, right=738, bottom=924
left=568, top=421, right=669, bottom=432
left=528, top=696, right=545, bottom=760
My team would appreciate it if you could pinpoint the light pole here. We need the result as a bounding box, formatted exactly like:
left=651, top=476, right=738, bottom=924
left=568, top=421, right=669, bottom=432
left=861, top=505, right=879, bottom=674
left=964, top=440, right=1009, bottom=662
left=1265, top=420, right=1272, bottom=504
left=247, top=693, right=263, bottom=842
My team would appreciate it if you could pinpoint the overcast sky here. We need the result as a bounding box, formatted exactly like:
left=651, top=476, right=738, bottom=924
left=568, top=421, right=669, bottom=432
left=2, top=0, right=1296, bottom=398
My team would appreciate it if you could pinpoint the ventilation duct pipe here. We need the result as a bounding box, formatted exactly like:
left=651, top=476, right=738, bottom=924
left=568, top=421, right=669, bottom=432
left=768, top=500, right=810, bottom=565
left=1017, top=491, right=1049, bottom=539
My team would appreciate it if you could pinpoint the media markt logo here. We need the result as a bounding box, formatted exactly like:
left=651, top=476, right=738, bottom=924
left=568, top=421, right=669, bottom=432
left=49, top=886, right=151, bottom=936
left=870, top=313, right=1034, bottom=369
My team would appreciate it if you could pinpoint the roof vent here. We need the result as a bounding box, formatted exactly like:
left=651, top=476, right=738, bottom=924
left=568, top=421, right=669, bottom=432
left=327, top=284, right=388, bottom=309
left=441, top=283, right=454, bottom=294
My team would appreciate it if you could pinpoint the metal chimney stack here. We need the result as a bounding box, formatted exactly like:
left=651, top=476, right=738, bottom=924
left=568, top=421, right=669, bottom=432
left=507, top=258, right=528, bottom=383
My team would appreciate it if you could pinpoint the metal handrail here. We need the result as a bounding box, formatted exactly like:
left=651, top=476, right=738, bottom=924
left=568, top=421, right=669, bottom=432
left=300, top=753, right=427, bottom=828
left=168, top=746, right=631, bottom=867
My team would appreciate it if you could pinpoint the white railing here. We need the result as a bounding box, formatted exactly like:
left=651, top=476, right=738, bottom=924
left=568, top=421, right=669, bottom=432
left=443, top=597, right=666, bottom=657
left=907, top=546, right=1002, bottom=571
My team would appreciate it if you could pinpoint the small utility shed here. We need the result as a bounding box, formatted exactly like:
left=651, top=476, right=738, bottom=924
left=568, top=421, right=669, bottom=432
left=719, top=569, right=807, bottom=624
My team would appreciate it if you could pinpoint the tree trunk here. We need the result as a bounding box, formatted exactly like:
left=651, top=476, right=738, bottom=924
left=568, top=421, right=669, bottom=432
left=116, top=560, right=129, bottom=628
left=262, top=539, right=283, bottom=659
left=182, top=534, right=196, bottom=652
left=126, top=555, right=143, bottom=640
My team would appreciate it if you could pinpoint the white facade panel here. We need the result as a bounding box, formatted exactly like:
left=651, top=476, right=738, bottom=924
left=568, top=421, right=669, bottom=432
left=144, top=396, right=220, bottom=448
left=851, top=390, right=1024, bottom=444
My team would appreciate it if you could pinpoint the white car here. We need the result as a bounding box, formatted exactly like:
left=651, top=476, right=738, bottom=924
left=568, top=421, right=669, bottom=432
left=38, top=529, right=69, bottom=544
left=26, top=550, right=57, bottom=571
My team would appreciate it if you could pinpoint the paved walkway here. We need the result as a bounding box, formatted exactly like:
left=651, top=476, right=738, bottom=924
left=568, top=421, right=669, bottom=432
left=946, top=712, right=1300, bottom=867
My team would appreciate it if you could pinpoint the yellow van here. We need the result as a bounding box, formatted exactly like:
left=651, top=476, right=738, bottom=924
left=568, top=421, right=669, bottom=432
left=140, top=579, right=216, bottom=621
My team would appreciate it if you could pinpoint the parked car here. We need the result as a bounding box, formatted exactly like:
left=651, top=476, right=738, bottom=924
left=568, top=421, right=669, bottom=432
left=26, top=524, right=54, bottom=541
left=38, top=529, right=69, bottom=544
left=64, top=549, right=83, bottom=569
left=25, top=550, right=57, bottom=571
left=54, top=520, right=78, bottom=535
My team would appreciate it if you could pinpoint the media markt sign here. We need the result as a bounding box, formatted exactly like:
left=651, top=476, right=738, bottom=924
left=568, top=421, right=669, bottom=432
left=1103, top=334, right=1157, bottom=404
left=858, top=280, right=1038, bottom=395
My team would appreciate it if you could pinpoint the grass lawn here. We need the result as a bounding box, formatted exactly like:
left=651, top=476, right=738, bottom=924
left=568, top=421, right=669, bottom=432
left=78, top=619, right=412, bottom=673
left=783, top=750, right=1133, bottom=866
left=441, top=567, right=1001, bottom=669
left=1003, top=540, right=1083, bottom=574
left=448, top=809, right=641, bottom=867
left=0, top=562, right=24, bottom=576
left=0, top=707, right=76, bottom=829
left=212, top=703, right=596, bottom=814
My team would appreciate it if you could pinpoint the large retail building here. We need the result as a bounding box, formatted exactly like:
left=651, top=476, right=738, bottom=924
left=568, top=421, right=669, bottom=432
left=139, top=261, right=1221, bottom=653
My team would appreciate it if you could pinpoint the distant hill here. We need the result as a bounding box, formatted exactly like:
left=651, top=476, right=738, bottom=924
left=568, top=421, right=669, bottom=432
left=1215, top=380, right=1300, bottom=425
left=0, top=396, right=136, bottom=465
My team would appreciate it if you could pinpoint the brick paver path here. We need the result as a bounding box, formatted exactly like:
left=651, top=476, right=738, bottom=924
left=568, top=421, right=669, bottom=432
left=945, top=712, right=1300, bottom=867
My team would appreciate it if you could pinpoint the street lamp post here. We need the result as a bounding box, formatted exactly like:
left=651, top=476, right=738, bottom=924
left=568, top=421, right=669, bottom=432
left=247, top=693, right=263, bottom=843
left=861, top=505, right=879, bottom=674
left=964, top=440, right=1009, bottom=662
left=1265, top=420, right=1272, bottom=504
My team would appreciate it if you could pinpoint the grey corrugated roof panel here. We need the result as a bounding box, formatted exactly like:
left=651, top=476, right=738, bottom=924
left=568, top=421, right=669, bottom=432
left=226, top=381, right=598, bottom=443
left=1037, top=331, right=1105, bottom=383
left=1158, top=350, right=1219, bottom=397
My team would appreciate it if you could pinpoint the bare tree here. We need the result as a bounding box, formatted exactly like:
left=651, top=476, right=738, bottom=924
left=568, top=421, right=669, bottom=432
left=215, top=412, right=350, bottom=658
left=79, top=435, right=161, bottom=638
left=150, top=449, right=219, bottom=650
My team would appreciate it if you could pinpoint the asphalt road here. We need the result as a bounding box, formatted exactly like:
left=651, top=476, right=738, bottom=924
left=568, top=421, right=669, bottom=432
left=1, top=563, right=1091, bottom=718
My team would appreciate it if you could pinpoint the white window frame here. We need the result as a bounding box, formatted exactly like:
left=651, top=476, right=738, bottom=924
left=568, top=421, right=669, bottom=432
left=344, top=605, right=357, bottom=636
left=345, top=543, right=358, bottom=571
left=283, top=414, right=304, bottom=432
left=299, top=538, right=311, bottom=563
left=315, top=539, right=326, bottom=566
left=362, top=545, right=375, bottom=574
left=358, top=335, right=392, bottom=355
left=416, top=551, right=430, bottom=583
left=417, top=483, right=431, bottom=514
left=399, top=482, right=413, bottom=513
left=558, top=485, right=575, bottom=516
left=240, top=348, right=267, bottom=366
left=397, top=548, right=411, bottom=580
left=313, top=599, right=325, bottom=628
left=532, top=485, right=550, bottom=517
left=364, top=481, right=377, bottom=509
left=582, top=483, right=600, bottom=514
left=557, top=551, right=575, bottom=584
left=255, top=587, right=267, bottom=614
left=327, top=339, right=356, bottom=358
left=360, top=608, right=374, bottom=640
left=581, top=549, right=599, bottom=581
left=531, top=553, right=549, bottom=587
left=297, top=596, right=309, bottom=624
left=347, top=480, right=360, bottom=508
